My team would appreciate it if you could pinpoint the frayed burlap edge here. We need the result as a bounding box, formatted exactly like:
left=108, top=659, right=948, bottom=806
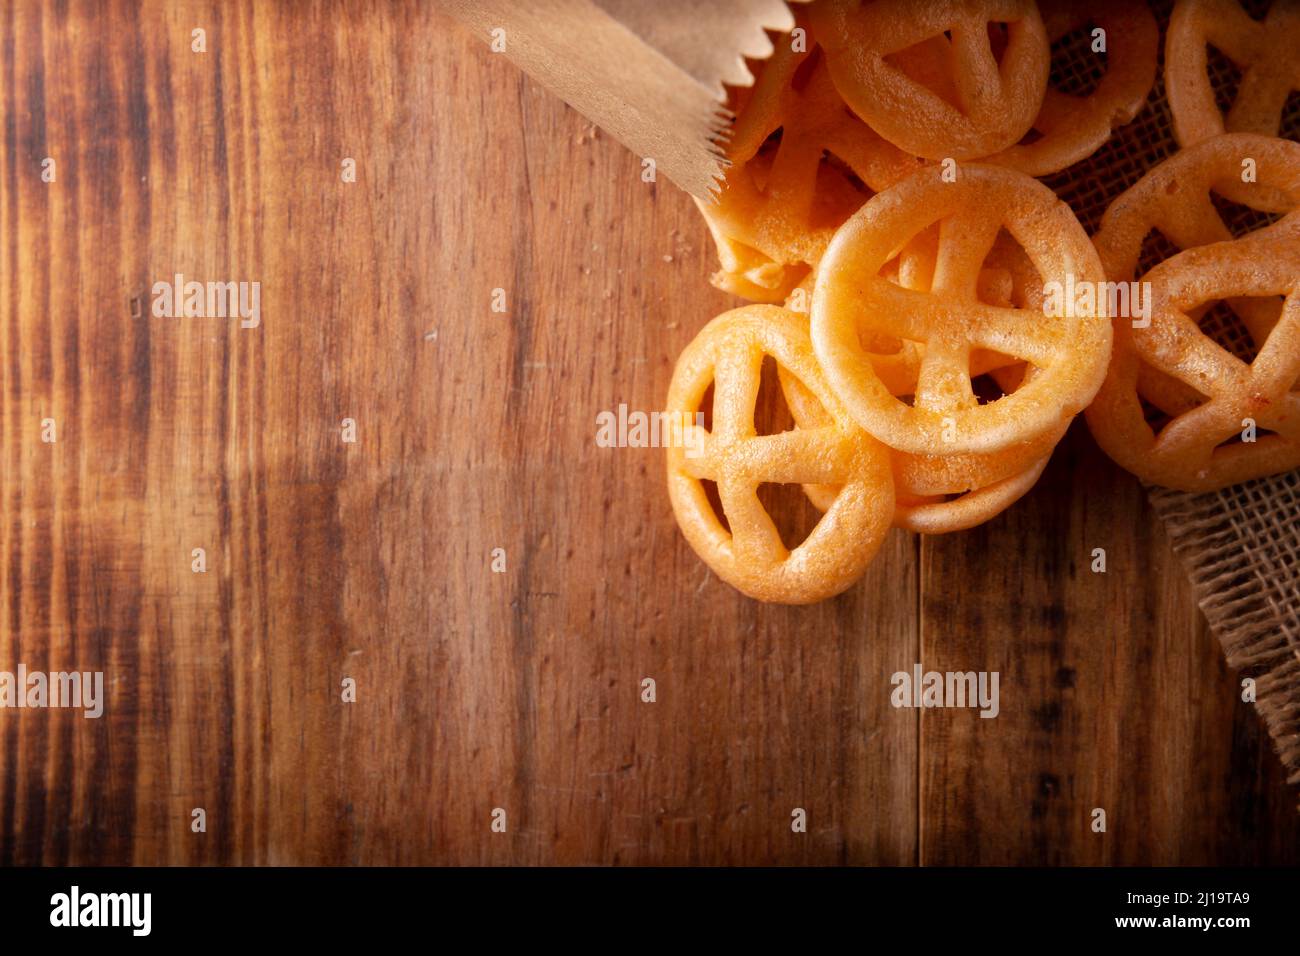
left=1149, top=478, right=1300, bottom=786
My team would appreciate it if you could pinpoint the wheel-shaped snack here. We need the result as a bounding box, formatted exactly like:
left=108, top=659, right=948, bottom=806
left=1167, top=0, right=1300, bottom=150
left=886, top=223, right=1045, bottom=387
left=811, top=164, right=1112, bottom=456
left=779, top=358, right=1059, bottom=533
left=1092, top=134, right=1300, bottom=280
left=697, top=173, right=818, bottom=304
left=1167, top=0, right=1300, bottom=209
left=893, top=455, right=1049, bottom=534
left=981, top=0, right=1158, bottom=176
left=780, top=248, right=1060, bottom=532
left=810, top=0, right=1049, bottom=160
left=777, top=226, right=1038, bottom=423
left=696, top=152, right=868, bottom=302
left=1086, top=226, right=1300, bottom=491
left=1085, top=134, right=1300, bottom=489
left=666, top=306, right=894, bottom=603
left=699, top=21, right=924, bottom=301
left=724, top=22, right=924, bottom=191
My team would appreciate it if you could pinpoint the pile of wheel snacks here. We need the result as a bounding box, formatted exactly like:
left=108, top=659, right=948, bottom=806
left=665, top=0, right=1300, bottom=603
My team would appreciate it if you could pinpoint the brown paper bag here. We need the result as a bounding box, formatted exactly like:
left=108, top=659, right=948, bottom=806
left=434, top=0, right=802, bottom=198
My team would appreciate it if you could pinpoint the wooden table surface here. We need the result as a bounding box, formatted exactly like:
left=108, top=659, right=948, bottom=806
left=1, top=0, right=1296, bottom=866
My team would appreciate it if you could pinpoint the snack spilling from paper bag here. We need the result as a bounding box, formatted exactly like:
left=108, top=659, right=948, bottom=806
left=669, top=0, right=1300, bottom=604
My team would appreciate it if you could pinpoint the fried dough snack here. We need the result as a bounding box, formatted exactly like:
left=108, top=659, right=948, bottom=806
left=697, top=154, right=861, bottom=302
left=665, top=306, right=895, bottom=603
left=1167, top=0, right=1300, bottom=148
left=1166, top=0, right=1300, bottom=208
left=981, top=0, right=1158, bottom=175
left=778, top=222, right=1061, bottom=533
left=1086, top=228, right=1300, bottom=491
left=1090, top=135, right=1300, bottom=394
left=1091, top=134, right=1300, bottom=279
left=810, top=0, right=1050, bottom=160
left=778, top=356, right=1059, bottom=533
left=893, top=456, right=1049, bottom=534
left=1085, top=136, right=1300, bottom=490
left=1085, top=135, right=1300, bottom=488
left=811, top=164, right=1111, bottom=456
left=697, top=21, right=925, bottom=302
left=778, top=225, right=1032, bottom=405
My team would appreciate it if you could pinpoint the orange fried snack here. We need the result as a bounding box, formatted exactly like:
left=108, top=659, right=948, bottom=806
left=1167, top=0, right=1300, bottom=150
left=1086, top=226, right=1300, bottom=491
left=783, top=223, right=1059, bottom=534
left=1085, top=134, right=1300, bottom=489
left=810, top=0, right=1049, bottom=161
left=780, top=227, right=1033, bottom=406
left=981, top=0, right=1158, bottom=176
left=893, top=456, right=1048, bottom=534
left=724, top=26, right=924, bottom=189
left=779, top=358, right=1059, bottom=533
left=1091, top=134, right=1300, bottom=279
left=699, top=26, right=924, bottom=302
left=811, top=164, right=1112, bottom=456
left=665, top=306, right=895, bottom=603
left=697, top=152, right=865, bottom=302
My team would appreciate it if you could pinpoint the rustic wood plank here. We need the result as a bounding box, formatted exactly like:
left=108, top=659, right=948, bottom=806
left=0, top=0, right=919, bottom=865
left=919, top=424, right=1300, bottom=864
left=1, top=0, right=1294, bottom=868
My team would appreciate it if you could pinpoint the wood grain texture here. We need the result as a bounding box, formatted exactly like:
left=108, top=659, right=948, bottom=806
left=921, top=426, right=1300, bottom=864
left=0, top=0, right=1293, bottom=866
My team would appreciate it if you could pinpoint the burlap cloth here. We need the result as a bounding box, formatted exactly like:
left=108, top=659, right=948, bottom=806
left=1039, top=0, right=1300, bottom=784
